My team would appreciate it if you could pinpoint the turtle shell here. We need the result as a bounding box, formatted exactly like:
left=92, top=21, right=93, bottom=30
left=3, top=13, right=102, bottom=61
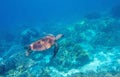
left=30, top=35, right=55, bottom=51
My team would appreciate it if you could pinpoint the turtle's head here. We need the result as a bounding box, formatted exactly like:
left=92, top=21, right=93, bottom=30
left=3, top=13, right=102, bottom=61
left=55, top=34, right=64, bottom=40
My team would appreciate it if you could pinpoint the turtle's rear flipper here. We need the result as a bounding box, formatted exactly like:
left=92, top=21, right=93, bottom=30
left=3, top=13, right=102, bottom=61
left=26, top=50, right=31, bottom=56
left=52, top=43, right=59, bottom=58
left=24, top=46, right=32, bottom=56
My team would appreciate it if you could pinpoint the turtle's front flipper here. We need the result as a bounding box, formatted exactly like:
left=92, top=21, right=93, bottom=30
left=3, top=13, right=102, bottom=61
left=52, top=43, right=59, bottom=58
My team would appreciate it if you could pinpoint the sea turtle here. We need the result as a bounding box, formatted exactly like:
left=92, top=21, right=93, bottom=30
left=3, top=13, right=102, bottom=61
left=25, top=34, right=63, bottom=58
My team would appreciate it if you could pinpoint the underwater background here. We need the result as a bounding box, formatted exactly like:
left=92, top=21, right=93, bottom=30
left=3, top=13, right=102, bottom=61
left=0, top=0, right=120, bottom=77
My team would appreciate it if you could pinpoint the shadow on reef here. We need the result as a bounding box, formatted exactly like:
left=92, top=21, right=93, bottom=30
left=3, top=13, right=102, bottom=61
left=0, top=57, right=17, bottom=75
left=20, top=28, right=40, bottom=46
left=0, top=51, right=31, bottom=76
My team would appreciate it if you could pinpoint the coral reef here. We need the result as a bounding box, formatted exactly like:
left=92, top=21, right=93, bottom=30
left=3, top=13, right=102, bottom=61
left=0, top=10, right=120, bottom=77
left=68, top=72, right=120, bottom=77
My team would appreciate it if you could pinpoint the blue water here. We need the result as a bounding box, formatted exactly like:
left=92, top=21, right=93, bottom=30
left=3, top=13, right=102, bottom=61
left=0, top=0, right=120, bottom=77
